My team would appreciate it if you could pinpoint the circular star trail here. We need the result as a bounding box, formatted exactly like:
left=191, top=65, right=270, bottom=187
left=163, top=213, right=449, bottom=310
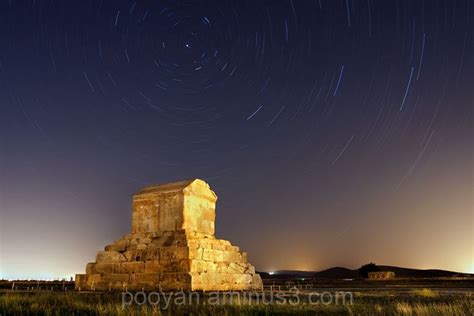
left=0, top=0, right=472, bottom=278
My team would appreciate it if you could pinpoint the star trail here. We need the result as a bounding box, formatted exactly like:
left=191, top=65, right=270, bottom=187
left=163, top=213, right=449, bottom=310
left=0, top=0, right=472, bottom=279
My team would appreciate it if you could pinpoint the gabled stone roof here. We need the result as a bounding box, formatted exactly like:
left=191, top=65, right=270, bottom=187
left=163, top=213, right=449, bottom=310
left=134, top=178, right=217, bottom=201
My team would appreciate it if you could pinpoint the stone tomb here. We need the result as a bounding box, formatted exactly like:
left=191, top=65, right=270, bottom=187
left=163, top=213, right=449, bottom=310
left=75, top=179, right=262, bottom=291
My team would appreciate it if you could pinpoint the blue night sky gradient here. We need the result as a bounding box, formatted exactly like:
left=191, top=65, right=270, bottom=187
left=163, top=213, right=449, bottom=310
left=0, top=0, right=472, bottom=279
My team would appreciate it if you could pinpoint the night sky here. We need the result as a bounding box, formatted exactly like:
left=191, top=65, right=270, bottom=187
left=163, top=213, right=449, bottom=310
left=0, top=0, right=472, bottom=279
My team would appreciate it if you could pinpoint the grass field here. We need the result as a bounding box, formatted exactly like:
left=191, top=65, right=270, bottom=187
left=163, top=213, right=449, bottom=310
left=0, top=279, right=473, bottom=315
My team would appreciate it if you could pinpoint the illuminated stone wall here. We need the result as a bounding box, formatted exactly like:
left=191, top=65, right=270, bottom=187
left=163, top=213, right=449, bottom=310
left=75, top=179, right=262, bottom=291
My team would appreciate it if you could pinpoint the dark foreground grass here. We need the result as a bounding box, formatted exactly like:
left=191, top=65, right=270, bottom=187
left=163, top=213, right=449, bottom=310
left=0, top=291, right=473, bottom=316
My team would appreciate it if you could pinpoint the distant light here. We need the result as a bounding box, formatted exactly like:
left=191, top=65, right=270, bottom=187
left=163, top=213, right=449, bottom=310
left=268, top=271, right=275, bottom=275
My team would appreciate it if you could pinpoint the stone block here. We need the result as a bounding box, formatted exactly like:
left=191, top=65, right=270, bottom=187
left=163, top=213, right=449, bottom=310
left=186, top=239, right=199, bottom=248
left=190, top=260, right=217, bottom=273
left=152, top=234, right=176, bottom=247
left=144, top=260, right=163, bottom=273
left=252, top=274, right=263, bottom=290
left=96, top=251, right=126, bottom=263
left=229, top=262, right=247, bottom=274
left=100, top=273, right=130, bottom=283
left=104, top=239, right=128, bottom=252
left=245, top=264, right=256, bottom=274
left=137, top=244, right=147, bottom=250
left=117, top=262, right=145, bottom=274
left=202, top=249, right=224, bottom=262
left=130, top=273, right=160, bottom=284
left=218, top=239, right=231, bottom=247
left=232, top=273, right=253, bottom=285
left=199, top=238, right=214, bottom=249
left=211, top=241, right=227, bottom=251
left=188, top=247, right=203, bottom=260
left=160, top=273, right=192, bottom=291
left=84, top=274, right=102, bottom=285
left=142, top=247, right=161, bottom=261
left=223, top=251, right=242, bottom=263
left=160, top=246, right=188, bottom=260
left=225, top=245, right=240, bottom=252
left=215, top=262, right=230, bottom=273
left=205, top=273, right=235, bottom=285
left=85, top=263, right=94, bottom=274
left=123, top=250, right=145, bottom=261
left=74, top=274, right=86, bottom=290
left=91, top=263, right=117, bottom=274
left=139, top=237, right=152, bottom=244
left=160, top=260, right=183, bottom=272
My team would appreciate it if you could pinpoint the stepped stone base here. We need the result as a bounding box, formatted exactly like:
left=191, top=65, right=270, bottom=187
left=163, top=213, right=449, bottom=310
left=75, top=179, right=262, bottom=292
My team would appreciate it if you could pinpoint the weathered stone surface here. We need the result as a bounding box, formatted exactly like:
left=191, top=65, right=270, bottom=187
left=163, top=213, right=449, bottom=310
left=252, top=274, right=264, bottom=290
left=130, top=273, right=160, bottom=284
left=188, top=246, right=203, bottom=260
left=100, top=273, right=130, bottom=283
left=117, top=262, right=145, bottom=274
left=141, top=248, right=161, bottom=261
left=88, top=262, right=116, bottom=274
left=104, top=239, right=129, bottom=252
left=160, top=246, right=188, bottom=261
left=223, top=251, right=243, bottom=263
left=160, top=273, right=192, bottom=291
left=144, top=260, right=163, bottom=273
left=85, top=263, right=94, bottom=274
left=202, top=248, right=224, bottom=262
left=75, top=179, right=262, bottom=292
left=96, top=251, right=126, bottom=263
left=75, top=274, right=85, bottom=288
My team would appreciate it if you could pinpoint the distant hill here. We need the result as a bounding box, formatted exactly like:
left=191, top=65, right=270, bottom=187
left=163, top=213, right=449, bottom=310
left=259, top=265, right=473, bottom=280
left=314, top=267, right=360, bottom=279
left=376, top=265, right=468, bottom=278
